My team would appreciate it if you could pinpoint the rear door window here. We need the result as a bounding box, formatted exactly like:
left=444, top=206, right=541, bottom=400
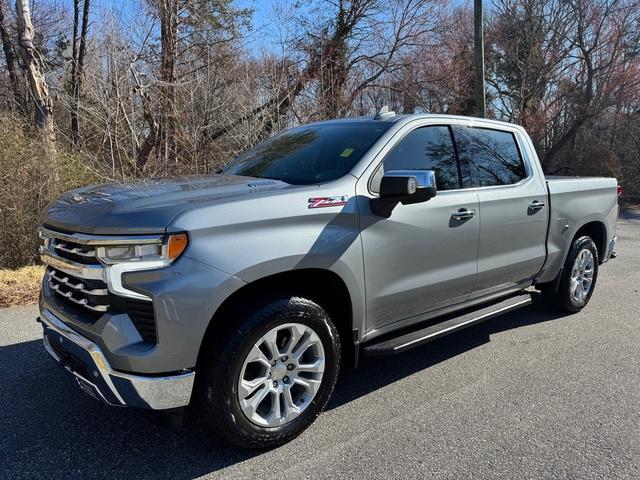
left=452, top=127, right=526, bottom=187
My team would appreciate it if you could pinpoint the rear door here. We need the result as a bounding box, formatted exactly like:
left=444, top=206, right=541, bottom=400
left=358, top=124, right=480, bottom=334
left=452, top=126, right=548, bottom=297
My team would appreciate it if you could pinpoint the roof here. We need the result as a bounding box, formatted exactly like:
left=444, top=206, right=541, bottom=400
left=306, top=113, right=523, bottom=131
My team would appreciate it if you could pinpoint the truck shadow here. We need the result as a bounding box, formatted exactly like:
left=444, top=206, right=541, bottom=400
left=328, top=294, right=565, bottom=410
left=0, top=296, right=563, bottom=479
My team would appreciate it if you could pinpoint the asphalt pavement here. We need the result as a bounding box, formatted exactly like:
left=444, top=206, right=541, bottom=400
left=1, top=214, right=639, bottom=479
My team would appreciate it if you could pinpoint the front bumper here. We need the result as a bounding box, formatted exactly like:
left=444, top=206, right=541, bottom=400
left=39, top=308, right=195, bottom=410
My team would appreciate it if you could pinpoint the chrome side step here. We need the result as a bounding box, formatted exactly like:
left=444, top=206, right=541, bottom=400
left=363, top=293, right=532, bottom=356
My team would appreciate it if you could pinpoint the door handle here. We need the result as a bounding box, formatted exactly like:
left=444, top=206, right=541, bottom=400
left=451, top=208, right=476, bottom=220
left=528, top=200, right=545, bottom=211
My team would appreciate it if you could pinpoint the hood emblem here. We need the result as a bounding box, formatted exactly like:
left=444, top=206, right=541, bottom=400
left=308, top=196, right=349, bottom=209
left=67, top=190, right=112, bottom=204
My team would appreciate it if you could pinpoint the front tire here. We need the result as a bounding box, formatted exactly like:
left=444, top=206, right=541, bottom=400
left=542, top=235, right=599, bottom=313
left=199, top=296, right=341, bottom=449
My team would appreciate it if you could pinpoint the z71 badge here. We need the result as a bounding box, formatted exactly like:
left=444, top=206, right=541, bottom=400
left=308, top=196, right=349, bottom=209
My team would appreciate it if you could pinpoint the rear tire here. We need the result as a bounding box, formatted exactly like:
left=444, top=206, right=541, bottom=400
left=541, top=235, right=599, bottom=313
left=199, top=296, right=341, bottom=449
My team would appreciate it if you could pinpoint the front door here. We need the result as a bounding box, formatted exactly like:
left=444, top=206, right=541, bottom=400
left=358, top=124, right=480, bottom=334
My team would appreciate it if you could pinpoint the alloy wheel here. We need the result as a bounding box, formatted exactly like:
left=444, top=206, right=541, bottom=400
left=237, top=323, right=325, bottom=427
left=570, top=248, right=595, bottom=303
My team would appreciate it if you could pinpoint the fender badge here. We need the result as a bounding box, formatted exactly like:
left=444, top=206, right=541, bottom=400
left=308, top=195, right=349, bottom=209
left=247, top=180, right=277, bottom=188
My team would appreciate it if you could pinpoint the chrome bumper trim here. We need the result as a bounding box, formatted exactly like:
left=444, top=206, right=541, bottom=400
left=40, top=308, right=195, bottom=410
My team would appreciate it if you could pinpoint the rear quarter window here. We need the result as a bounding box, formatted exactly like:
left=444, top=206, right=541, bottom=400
left=453, top=127, right=527, bottom=187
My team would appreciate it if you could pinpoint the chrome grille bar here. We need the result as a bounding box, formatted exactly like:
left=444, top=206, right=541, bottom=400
left=47, top=281, right=109, bottom=312
left=39, top=227, right=163, bottom=246
left=41, top=251, right=104, bottom=281
left=54, top=241, right=97, bottom=258
left=47, top=269, right=108, bottom=296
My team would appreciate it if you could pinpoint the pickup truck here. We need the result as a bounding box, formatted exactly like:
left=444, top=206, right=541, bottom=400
left=37, top=112, right=619, bottom=448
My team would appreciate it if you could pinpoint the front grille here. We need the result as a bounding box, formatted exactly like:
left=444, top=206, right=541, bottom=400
left=42, top=228, right=158, bottom=345
left=125, top=299, right=157, bottom=343
left=46, top=267, right=110, bottom=315
left=51, top=238, right=99, bottom=265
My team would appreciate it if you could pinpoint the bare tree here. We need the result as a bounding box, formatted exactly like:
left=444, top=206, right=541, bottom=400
left=543, top=0, right=640, bottom=171
left=0, top=0, right=21, bottom=111
left=14, top=0, right=55, bottom=149
left=297, top=0, right=446, bottom=118
left=486, top=0, right=573, bottom=146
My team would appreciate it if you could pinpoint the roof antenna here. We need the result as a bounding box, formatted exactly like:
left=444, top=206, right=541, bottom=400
left=374, top=105, right=396, bottom=120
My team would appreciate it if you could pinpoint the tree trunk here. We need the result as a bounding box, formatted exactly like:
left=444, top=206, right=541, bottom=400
left=131, top=68, right=159, bottom=171
left=70, top=0, right=90, bottom=147
left=135, top=0, right=178, bottom=171
left=70, top=0, right=80, bottom=144
left=14, top=0, right=55, bottom=150
left=158, top=0, right=178, bottom=167
left=0, top=1, right=21, bottom=110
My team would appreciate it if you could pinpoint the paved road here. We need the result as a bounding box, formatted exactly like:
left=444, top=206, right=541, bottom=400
left=1, top=215, right=639, bottom=479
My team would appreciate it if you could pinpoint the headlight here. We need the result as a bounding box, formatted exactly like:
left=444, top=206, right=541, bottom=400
left=97, top=233, right=188, bottom=264
left=100, top=244, right=161, bottom=263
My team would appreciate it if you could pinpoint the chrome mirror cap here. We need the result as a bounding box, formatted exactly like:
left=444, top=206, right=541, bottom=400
left=372, top=169, right=437, bottom=217
left=383, top=170, right=436, bottom=191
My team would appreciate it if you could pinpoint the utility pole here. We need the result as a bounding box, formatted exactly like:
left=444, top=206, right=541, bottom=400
left=474, top=0, right=486, bottom=118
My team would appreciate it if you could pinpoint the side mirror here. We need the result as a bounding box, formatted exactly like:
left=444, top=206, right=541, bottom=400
left=372, top=169, right=437, bottom=217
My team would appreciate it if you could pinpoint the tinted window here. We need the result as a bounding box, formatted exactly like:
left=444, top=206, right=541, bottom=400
left=453, top=127, right=526, bottom=187
left=224, top=123, right=390, bottom=185
left=371, top=126, right=460, bottom=192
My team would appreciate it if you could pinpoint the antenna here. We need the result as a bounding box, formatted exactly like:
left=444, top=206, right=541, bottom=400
left=374, top=105, right=396, bottom=120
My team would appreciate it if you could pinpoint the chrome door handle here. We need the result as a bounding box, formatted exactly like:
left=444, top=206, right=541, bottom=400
left=451, top=208, right=476, bottom=220
left=528, top=200, right=545, bottom=211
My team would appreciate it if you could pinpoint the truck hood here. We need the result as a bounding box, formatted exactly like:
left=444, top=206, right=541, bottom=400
left=42, top=175, right=292, bottom=235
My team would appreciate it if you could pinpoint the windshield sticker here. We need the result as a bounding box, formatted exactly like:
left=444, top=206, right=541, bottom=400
left=308, top=196, right=349, bottom=209
left=340, top=148, right=355, bottom=158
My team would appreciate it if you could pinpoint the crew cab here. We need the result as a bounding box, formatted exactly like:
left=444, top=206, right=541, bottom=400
left=37, top=112, right=618, bottom=448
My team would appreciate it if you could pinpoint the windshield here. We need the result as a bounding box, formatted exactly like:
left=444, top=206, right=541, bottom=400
left=223, top=122, right=391, bottom=185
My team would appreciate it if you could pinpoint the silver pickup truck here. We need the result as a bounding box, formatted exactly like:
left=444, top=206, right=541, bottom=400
left=37, top=112, right=618, bottom=448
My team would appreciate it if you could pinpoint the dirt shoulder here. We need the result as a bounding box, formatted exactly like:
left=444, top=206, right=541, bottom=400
left=0, top=266, right=44, bottom=308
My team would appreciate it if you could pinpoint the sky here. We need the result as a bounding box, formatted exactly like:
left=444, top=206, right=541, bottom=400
left=87, top=0, right=284, bottom=55
left=66, top=0, right=472, bottom=57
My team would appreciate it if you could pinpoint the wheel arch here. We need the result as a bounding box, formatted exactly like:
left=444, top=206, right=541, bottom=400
left=573, top=220, right=607, bottom=263
left=197, top=268, right=359, bottom=370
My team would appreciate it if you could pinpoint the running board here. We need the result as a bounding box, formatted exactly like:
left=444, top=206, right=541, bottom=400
left=363, top=293, right=532, bottom=356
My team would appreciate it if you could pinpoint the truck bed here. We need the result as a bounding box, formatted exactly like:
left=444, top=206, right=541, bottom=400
left=535, top=175, right=618, bottom=284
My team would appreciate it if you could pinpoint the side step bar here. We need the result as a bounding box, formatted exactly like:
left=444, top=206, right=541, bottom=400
left=363, top=293, right=532, bottom=356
